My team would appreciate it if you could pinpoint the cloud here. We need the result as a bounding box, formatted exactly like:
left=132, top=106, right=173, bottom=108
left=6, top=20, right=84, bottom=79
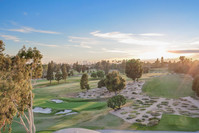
left=168, top=49, right=199, bottom=54
left=0, top=35, right=20, bottom=42
left=139, top=33, right=165, bottom=36
left=25, top=41, right=59, bottom=47
left=68, top=36, right=99, bottom=48
left=102, top=48, right=129, bottom=53
left=90, top=31, right=169, bottom=46
left=7, top=26, right=61, bottom=34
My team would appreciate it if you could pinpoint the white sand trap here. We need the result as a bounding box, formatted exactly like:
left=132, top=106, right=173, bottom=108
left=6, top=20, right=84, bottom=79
left=56, top=109, right=72, bottom=114
left=65, top=112, right=78, bottom=116
left=33, top=107, right=51, bottom=114
left=54, top=128, right=100, bottom=133
left=51, top=99, right=63, bottom=103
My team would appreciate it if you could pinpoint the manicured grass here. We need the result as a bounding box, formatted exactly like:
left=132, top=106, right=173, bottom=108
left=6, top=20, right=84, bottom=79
left=131, top=114, right=199, bottom=131
left=142, top=74, right=194, bottom=98
left=73, top=113, right=128, bottom=130
left=8, top=72, right=197, bottom=133
left=35, top=100, right=106, bottom=111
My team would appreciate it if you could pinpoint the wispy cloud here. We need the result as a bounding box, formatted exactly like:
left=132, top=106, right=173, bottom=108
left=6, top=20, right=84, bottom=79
left=68, top=36, right=99, bottom=48
left=90, top=31, right=169, bottom=46
left=139, top=33, right=165, bottom=36
left=25, top=41, right=59, bottom=47
left=0, top=35, right=20, bottom=42
left=7, top=26, right=61, bottom=34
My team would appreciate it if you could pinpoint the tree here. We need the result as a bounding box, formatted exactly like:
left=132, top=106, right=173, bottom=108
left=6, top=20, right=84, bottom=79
left=107, top=95, right=126, bottom=111
left=125, top=59, right=143, bottom=81
left=101, top=60, right=110, bottom=74
left=80, top=73, right=90, bottom=91
left=69, top=70, right=74, bottom=76
left=154, top=58, right=160, bottom=68
left=17, top=46, right=43, bottom=133
left=161, top=57, right=164, bottom=67
left=97, top=70, right=105, bottom=79
left=82, top=65, right=87, bottom=73
left=98, top=78, right=106, bottom=88
left=55, top=69, right=62, bottom=84
left=73, top=62, right=81, bottom=73
left=47, top=61, right=54, bottom=84
left=192, top=75, right=199, bottom=96
left=105, top=71, right=126, bottom=95
left=0, top=42, right=43, bottom=133
left=91, top=72, right=97, bottom=78
left=61, top=64, right=67, bottom=83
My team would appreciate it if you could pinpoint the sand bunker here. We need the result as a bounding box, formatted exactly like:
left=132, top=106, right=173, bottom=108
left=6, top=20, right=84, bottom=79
left=56, top=109, right=72, bottom=114
left=33, top=107, right=52, bottom=114
left=51, top=99, right=63, bottom=103
left=56, top=109, right=78, bottom=115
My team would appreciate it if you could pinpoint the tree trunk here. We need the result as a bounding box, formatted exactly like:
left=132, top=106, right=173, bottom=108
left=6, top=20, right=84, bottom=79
left=114, top=91, right=117, bottom=96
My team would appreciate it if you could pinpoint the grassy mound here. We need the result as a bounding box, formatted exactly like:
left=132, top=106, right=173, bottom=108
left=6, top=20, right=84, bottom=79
left=142, top=74, right=194, bottom=98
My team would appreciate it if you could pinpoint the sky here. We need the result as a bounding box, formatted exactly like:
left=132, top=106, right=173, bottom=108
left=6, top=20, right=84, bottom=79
left=0, top=0, right=199, bottom=64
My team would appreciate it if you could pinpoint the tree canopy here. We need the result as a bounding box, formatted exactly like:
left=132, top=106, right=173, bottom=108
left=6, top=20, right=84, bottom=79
left=125, top=59, right=143, bottom=81
left=105, top=71, right=126, bottom=95
left=0, top=41, right=43, bottom=133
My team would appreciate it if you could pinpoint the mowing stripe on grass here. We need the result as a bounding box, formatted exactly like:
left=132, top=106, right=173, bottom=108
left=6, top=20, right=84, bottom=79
left=74, top=102, right=96, bottom=111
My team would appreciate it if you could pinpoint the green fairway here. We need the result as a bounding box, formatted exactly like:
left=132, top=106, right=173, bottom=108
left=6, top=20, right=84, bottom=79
left=142, top=74, right=194, bottom=98
left=9, top=72, right=198, bottom=133
left=131, top=114, right=199, bottom=131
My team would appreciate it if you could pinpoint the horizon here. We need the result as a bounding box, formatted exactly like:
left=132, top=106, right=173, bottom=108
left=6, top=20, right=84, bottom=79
left=1, top=0, right=199, bottom=64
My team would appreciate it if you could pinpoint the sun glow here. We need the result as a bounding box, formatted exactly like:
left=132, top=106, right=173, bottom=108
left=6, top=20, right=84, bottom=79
left=138, top=47, right=181, bottom=60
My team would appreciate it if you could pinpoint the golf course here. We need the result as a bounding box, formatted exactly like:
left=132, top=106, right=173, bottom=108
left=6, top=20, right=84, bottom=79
left=8, top=68, right=199, bottom=133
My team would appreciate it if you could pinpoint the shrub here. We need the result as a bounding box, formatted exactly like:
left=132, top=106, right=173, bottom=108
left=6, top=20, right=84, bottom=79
left=105, top=71, right=126, bottom=95
left=98, top=78, right=106, bottom=88
left=80, top=73, right=90, bottom=91
left=97, top=70, right=105, bottom=78
left=91, top=72, right=97, bottom=78
left=107, top=95, right=126, bottom=110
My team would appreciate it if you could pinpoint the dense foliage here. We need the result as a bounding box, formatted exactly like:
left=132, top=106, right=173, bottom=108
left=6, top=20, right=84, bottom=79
left=105, top=71, right=126, bottom=95
left=107, top=95, right=126, bottom=110
left=98, top=78, right=106, bottom=88
left=97, top=70, right=105, bottom=79
left=91, top=72, right=97, bottom=78
left=80, top=73, right=90, bottom=91
left=125, top=59, right=143, bottom=81
left=0, top=40, right=42, bottom=133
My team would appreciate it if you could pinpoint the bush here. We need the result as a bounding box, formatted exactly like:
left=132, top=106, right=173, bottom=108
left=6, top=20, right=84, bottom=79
left=97, top=70, right=105, bottom=78
left=98, top=78, right=106, bottom=88
left=80, top=73, right=90, bottom=91
left=105, top=71, right=126, bottom=95
left=91, top=72, right=97, bottom=78
left=107, top=95, right=126, bottom=110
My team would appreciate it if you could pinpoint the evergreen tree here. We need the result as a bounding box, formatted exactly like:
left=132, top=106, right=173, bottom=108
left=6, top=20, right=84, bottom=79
left=47, top=61, right=54, bottom=84
left=61, top=64, right=67, bottom=83
left=80, top=73, right=90, bottom=91
left=55, top=69, right=62, bottom=84
left=125, top=59, right=143, bottom=81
